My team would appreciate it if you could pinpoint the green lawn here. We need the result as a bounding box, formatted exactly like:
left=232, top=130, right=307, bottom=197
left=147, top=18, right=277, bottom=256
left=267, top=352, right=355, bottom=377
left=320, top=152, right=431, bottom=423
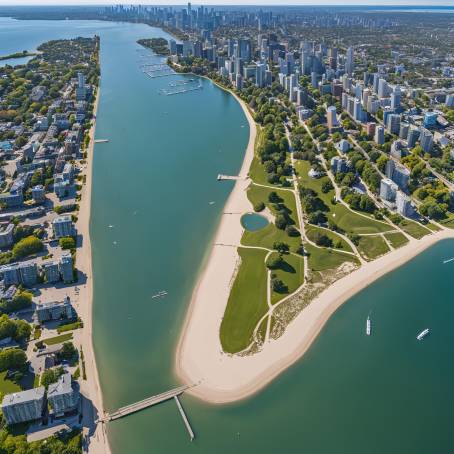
left=357, top=235, right=390, bottom=261
left=0, top=371, right=21, bottom=394
left=269, top=252, right=305, bottom=304
left=249, top=155, right=271, bottom=186
left=399, top=219, right=431, bottom=239
left=242, top=223, right=301, bottom=252
left=440, top=213, right=454, bottom=229
left=384, top=232, right=409, bottom=249
left=306, top=225, right=353, bottom=252
left=42, top=333, right=73, bottom=346
left=220, top=248, right=269, bottom=354
left=426, top=222, right=441, bottom=232
left=305, top=243, right=359, bottom=272
left=247, top=184, right=299, bottom=228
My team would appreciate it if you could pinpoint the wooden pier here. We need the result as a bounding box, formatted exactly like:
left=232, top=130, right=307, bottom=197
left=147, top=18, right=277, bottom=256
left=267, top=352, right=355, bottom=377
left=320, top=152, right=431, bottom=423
left=102, top=385, right=190, bottom=422
left=174, top=395, right=195, bottom=441
left=217, top=174, right=243, bottom=181
left=94, top=139, right=109, bottom=144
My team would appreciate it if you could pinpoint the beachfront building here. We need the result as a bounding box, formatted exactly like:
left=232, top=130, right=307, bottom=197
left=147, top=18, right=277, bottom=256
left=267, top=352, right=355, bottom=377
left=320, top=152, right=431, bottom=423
left=59, top=253, right=74, bottom=283
left=0, top=223, right=14, bottom=248
left=396, top=191, right=412, bottom=217
left=35, top=296, right=73, bottom=323
left=380, top=178, right=398, bottom=202
left=48, top=373, right=80, bottom=417
left=52, top=215, right=76, bottom=239
left=1, top=387, right=45, bottom=425
left=43, top=261, right=60, bottom=283
left=0, top=262, right=38, bottom=287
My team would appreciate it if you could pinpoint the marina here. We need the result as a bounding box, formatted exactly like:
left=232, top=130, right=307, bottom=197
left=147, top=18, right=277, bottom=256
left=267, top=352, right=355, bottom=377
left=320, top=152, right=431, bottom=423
left=141, top=62, right=175, bottom=79
left=159, top=79, right=203, bottom=96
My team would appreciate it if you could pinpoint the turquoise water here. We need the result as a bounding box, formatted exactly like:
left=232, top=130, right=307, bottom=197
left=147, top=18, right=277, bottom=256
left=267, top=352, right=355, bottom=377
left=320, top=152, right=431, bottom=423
left=3, top=17, right=454, bottom=454
left=241, top=213, right=269, bottom=231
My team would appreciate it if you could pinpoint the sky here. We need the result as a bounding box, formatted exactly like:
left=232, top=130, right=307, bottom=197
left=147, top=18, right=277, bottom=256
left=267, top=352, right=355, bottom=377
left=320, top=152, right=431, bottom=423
left=0, top=0, right=453, bottom=6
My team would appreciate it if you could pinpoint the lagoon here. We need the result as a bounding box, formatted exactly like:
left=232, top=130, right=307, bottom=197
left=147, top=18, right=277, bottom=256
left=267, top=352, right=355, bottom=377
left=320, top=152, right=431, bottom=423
left=241, top=213, right=269, bottom=231
left=2, top=16, right=454, bottom=454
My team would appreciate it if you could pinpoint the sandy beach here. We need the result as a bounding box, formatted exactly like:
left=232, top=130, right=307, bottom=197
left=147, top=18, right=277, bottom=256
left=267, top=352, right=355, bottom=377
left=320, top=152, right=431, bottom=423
left=73, top=87, right=111, bottom=453
left=175, top=92, right=454, bottom=404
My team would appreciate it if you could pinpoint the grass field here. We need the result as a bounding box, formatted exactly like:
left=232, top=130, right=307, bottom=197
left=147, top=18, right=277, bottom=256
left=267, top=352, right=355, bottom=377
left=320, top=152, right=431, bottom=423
left=426, top=222, right=441, bottom=232
left=220, top=248, right=269, bottom=353
left=357, top=235, right=390, bottom=260
left=247, top=183, right=299, bottom=228
left=42, top=333, right=73, bottom=346
left=0, top=371, right=21, bottom=394
left=269, top=252, right=305, bottom=304
left=305, top=243, right=359, bottom=272
left=242, top=222, right=301, bottom=252
left=306, top=224, right=353, bottom=252
left=384, top=232, right=409, bottom=249
left=399, top=219, right=431, bottom=239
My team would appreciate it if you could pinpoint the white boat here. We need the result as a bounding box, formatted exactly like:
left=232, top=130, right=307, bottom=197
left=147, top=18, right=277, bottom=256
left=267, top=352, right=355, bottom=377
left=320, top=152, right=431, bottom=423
left=366, top=316, right=371, bottom=336
left=416, top=328, right=430, bottom=340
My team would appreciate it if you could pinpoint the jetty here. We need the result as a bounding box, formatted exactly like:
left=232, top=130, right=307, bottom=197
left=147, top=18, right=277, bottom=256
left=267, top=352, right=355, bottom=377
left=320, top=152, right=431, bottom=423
left=94, top=139, right=109, bottom=144
left=217, top=174, right=243, bottom=181
left=101, top=384, right=196, bottom=440
left=141, top=63, right=175, bottom=79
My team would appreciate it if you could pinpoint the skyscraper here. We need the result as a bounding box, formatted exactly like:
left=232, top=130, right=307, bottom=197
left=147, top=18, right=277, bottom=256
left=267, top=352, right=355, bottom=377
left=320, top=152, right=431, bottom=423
left=327, top=106, right=339, bottom=130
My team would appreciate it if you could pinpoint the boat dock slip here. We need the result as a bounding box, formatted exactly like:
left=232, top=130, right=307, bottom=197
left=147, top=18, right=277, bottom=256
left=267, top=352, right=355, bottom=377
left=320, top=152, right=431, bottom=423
left=174, top=395, right=195, bottom=441
left=103, top=385, right=190, bottom=421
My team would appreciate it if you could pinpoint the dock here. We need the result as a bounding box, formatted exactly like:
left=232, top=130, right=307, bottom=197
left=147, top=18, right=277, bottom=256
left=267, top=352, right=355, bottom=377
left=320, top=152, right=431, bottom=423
left=174, top=395, right=195, bottom=441
left=217, top=174, right=243, bottom=181
left=141, top=63, right=175, bottom=79
left=94, top=139, right=109, bottom=144
left=102, top=384, right=190, bottom=421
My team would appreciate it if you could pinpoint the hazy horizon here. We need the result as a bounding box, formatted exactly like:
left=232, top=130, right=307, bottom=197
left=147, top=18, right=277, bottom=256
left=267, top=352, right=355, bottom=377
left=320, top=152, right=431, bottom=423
left=1, top=0, right=454, bottom=7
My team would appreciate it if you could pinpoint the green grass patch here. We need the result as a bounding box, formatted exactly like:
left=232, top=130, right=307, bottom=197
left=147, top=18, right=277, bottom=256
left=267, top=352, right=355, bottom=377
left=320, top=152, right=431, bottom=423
left=384, top=232, right=409, bottom=249
left=247, top=183, right=299, bottom=228
left=399, top=219, right=431, bottom=239
left=0, top=371, right=21, bottom=394
left=305, top=243, right=359, bottom=272
left=42, top=333, right=73, bottom=346
left=269, top=252, right=305, bottom=304
left=57, top=321, right=83, bottom=334
left=357, top=235, right=390, bottom=260
left=242, top=223, right=301, bottom=252
left=306, top=225, right=353, bottom=252
left=220, top=248, right=269, bottom=354
left=440, top=213, right=454, bottom=229
left=426, top=222, right=441, bottom=232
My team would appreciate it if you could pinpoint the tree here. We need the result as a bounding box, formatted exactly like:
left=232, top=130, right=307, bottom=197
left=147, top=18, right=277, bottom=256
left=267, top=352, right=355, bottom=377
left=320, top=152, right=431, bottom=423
left=0, top=291, right=32, bottom=314
left=273, top=242, right=289, bottom=255
left=41, top=366, right=64, bottom=388
left=285, top=225, right=300, bottom=237
left=266, top=255, right=283, bottom=269
left=275, top=214, right=288, bottom=230
left=313, top=232, right=333, bottom=248
left=59, top=236, right=76, bottom=250
left=12, top=235, right=43, bottom=259
left=321, top=180, right=333, bottom=193
left=271, top=277, right=287, bottom=293
left=308, top=211, right=327, bottom=225
left=0, top=348, right=27, bottom=371
left=59, top=341, right=77, bottom=360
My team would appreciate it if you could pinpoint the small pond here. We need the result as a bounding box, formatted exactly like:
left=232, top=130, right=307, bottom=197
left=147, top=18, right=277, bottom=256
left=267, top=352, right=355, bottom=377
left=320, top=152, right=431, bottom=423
left=241, top=213, right=269, bottom=231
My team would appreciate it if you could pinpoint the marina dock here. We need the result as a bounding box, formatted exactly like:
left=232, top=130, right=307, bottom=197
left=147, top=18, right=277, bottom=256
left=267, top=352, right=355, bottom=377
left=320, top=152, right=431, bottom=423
left=217, top=174, right=243, bottom=181
left=94, top=139, right=109, bottom=143
left=174, top=395, right=195, bottom=441
left=102, top=385, right=190, bottom=421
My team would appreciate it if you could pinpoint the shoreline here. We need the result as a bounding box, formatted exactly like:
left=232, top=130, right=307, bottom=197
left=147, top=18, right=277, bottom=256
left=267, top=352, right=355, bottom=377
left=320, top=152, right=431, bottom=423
left=175, top=87, right=454, bottom=404
left=74, top=86, right=111, bottom=453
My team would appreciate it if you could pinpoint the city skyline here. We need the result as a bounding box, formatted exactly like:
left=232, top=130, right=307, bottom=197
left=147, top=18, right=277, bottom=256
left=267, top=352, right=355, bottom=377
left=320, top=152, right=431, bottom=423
left=1, top=0, right=454, bottom=6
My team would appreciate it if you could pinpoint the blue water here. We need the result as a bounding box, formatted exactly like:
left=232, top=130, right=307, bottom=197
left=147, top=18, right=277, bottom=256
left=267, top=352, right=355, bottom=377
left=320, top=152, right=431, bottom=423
left=3, top=16, right=454, bottom=454
left=241, top=213, right=269, bottom=231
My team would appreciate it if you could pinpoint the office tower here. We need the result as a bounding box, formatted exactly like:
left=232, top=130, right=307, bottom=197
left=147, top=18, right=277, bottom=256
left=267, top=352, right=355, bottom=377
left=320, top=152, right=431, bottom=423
left=375, top=125, right=385, bottom=145
left=327, top=106, right=339, bottom=130
left=378, top=78, right=388, bottom=98
left=387, top=114, right=401, bottom=135
left=380, top=178, right=398, bottom=202
left=391, top=86, right=401, bottom=110
left=255, top=63, right=266, bottom=88
left=399, top=122, right=409, bottom=140
left=407, top=126, right=420, bottom=149
left=419, top=128, right=434, bottom=153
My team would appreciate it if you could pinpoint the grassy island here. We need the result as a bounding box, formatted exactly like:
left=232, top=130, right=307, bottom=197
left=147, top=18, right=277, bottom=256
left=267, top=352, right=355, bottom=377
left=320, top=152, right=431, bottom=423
left=137, top=38, right=170, bottom=55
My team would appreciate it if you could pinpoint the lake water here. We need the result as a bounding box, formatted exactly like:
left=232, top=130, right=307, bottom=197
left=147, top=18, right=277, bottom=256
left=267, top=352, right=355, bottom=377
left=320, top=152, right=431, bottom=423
left=241, top=213, right=269, bottom=231
left=2, top=16, right=454, bottom=454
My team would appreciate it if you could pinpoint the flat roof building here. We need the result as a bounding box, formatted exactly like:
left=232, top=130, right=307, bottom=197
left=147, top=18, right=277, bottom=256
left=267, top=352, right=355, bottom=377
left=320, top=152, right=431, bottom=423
left=2, top=387, right=45, bottom=425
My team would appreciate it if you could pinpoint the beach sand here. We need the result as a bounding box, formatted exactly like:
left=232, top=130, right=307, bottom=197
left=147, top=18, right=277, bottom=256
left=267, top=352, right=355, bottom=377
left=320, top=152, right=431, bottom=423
left=73, top=87, right=111, bottom=453
left=175, top=91, right=454, bottom=404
